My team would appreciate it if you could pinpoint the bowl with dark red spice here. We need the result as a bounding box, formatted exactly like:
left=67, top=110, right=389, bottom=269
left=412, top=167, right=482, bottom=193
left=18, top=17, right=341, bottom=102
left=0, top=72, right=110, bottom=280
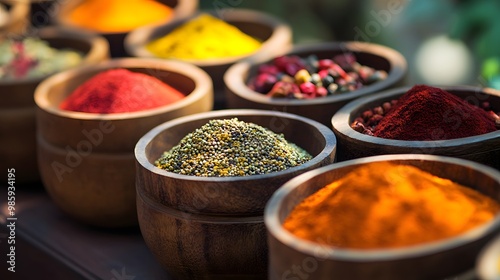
left=34, top=58, right=213, bottom=227
left=265, top=154, right=500, bottom=280
left=331, top=85, right=500, bottom=169
left=134, top=109, right=337, bottom=279
left=0, top=26, right=109, bottom=183
left=224, top=41, right=407, bottom=126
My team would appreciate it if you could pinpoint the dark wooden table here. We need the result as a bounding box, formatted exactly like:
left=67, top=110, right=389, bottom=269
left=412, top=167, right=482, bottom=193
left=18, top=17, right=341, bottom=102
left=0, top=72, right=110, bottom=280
left=0, top=188, right=172, bottom=280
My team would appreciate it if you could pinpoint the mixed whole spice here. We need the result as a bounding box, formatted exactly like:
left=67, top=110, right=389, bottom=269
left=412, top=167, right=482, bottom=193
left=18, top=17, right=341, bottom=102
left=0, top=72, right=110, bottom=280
left=248, top=53, right=388, bottom=99
left=351, top=85, right=500, bottom=140
left=155, top=118, right=312, bottom=177
left=0, top=37, right=83, bottom=80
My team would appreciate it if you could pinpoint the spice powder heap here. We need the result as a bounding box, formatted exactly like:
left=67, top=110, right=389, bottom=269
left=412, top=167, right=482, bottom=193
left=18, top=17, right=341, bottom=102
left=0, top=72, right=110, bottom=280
left=283, top=162, right=500, bottom=249
left=155, top=118, right=312, bottom=177
left=60, top=68, right=185, bottom=114
left=146, top=14, right=262, bottom=60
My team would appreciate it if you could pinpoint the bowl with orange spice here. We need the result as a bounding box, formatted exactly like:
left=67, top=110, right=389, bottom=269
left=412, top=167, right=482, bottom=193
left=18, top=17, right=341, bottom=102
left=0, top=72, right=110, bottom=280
left=331, top=85, right=500, bottom=169
left=224, top=41, right=407, bottom=126
left=265, top=154, right=500, bottom=280
left=134, top=109, right=337, bottom=279
left=55, top=0, right=198, bottom=57
left=125, top=8, right=293, bottom=109
left=34, top=57, right=213, bottom=227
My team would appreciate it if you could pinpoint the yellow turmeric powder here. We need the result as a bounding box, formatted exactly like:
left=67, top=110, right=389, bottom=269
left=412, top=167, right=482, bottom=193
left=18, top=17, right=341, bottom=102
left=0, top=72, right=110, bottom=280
left=283, top=162, right=500, bottom=249
left=146, top=14, right=262, bottom=60
left=67, top=0, right=173, bottom=33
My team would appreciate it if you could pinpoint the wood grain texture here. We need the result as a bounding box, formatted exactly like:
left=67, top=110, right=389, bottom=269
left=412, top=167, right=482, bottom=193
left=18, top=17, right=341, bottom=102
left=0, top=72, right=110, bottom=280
left=224, top=41, right=408, bottom=127
left=331, top=86, right=500, bottom=169
left=135, top=109, right=337, bottom=215
left=35, top=58, right=213, bottom=227
left=265, top=154, right=500, bottom=280
left=0, top=27, right=109, bottom=183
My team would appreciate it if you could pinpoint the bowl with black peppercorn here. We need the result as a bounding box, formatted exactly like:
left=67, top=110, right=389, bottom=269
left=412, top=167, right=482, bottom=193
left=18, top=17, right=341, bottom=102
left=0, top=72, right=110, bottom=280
left=265, top=154, right=500, bottom=280
left=224, top=41, right=407, bottom=126
left=134, top=109, right=337, bottom=279
left=330, top=85, right=500, bottom=169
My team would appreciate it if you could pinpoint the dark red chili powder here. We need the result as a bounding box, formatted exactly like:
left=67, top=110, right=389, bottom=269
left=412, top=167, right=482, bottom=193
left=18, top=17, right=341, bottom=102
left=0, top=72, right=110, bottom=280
left=373, top=85, right=497, bottom=140
left=60, top=68, right=185, bottom=113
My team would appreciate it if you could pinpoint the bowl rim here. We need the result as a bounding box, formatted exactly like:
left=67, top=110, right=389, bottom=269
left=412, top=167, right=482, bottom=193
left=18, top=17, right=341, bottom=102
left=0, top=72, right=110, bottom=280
left=124, top=8, right=293, bottom=67
left=34, top=57, right=213, bottom=120
left=223, top=41, right=407, bottom=106
left=134, top=108, right=337, bottom=182
left=264, top=154, right=500, bottom=262
left=477, top=233, right=500, bottom=279
left=54, top=0, right=198, bottom=35
left=331, top=85, right=500, bottom=146
left=0, top=25, right=109, bottom=86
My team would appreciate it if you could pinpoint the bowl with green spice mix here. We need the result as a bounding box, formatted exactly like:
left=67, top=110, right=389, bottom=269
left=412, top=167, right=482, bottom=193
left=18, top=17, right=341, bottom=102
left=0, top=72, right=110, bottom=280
left=125, top=8, right=293, bottom=109
left=265, top=154, right=500, bottom=280
left=331, top=85, right=500, bottom=169
left=0, top=26, right=109, bottom=183
left=224, top=41, right=407, bottom=126
left=35, top=57, right=213, bottom=227
left=134, top=109, right=336, bottom=279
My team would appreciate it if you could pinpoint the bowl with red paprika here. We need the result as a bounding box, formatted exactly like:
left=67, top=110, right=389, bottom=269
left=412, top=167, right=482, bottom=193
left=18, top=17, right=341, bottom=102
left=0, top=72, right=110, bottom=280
left=331, top=85, right=500, bottom=169
left=125, top=8, right=293, bottom=109
left=34, top=57, right=213, bottom=227
left=265, top=154, right=500, bottom=280
left=134, top=109, right=337, bottom=279
left=224, top=41, right=407, bottom=127
left=0, top=26, right=109, bottom=184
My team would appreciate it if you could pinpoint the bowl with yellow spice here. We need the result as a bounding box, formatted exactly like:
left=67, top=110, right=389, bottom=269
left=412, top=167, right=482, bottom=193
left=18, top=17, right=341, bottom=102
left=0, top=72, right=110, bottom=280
left=331, top=85, right=500, bottom=169
left=55, top=0, right=198, bottom=57
left=224, top=41, right=407, bottom=126
left=35, top=57, right=213, bottom=227
left=265, top=154, right=500, bottom=280
left=134, top=109, right=336, bottom=279
left=125, top=8, right=293, bottom=109
left=0, top=26, right=109, bottom=183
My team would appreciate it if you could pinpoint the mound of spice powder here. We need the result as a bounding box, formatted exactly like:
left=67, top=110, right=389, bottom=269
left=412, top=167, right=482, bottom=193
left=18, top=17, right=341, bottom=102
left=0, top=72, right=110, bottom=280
left=67, top=0, right=174, bottom=33
left=146, top=14, right=262, bottom=60
left=283, top=162, right=500, bottom=249
left=60, top=69, right=184, bottom=114
left=155, top=118, right=312, bottom=177
left=364, top=85, right=497, bottom=140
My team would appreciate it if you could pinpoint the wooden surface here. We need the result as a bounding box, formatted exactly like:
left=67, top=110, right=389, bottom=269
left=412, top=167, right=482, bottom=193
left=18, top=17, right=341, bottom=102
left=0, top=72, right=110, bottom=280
left=0, top=187, right=172, bottom=280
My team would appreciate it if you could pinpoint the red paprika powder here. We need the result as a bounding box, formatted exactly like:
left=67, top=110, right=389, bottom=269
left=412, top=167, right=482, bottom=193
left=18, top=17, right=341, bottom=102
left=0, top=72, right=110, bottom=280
left=60, top=69, right=185, bottom=113
left=373, top=85, right=497, bottom=140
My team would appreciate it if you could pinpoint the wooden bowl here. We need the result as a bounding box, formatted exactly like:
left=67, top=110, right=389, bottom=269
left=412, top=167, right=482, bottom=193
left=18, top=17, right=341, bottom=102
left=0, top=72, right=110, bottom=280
left=56, top=0, right=198, bottom=57
left=35, top=58, right=213, bottom=227
left=224, top=41, right=407, bottom=127
left=0, top=26, right=109, bottom=183
left=0, top=0, right=29, bottom=34
left=331, top=86, right=500, bottom=169
left=265, top=154, right=500, bottom=280
left=125, top=8, right=293, bottom=109
left=477, top=234, right=500, bottom=280
left=135, top=109, right=337, bottom=278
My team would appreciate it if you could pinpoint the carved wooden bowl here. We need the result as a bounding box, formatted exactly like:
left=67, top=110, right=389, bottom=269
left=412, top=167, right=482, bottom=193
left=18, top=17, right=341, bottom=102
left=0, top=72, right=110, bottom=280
left=224, top=41, right=407, bottom=126
left=134, top=109, right=337, bottom=279
left=0, top=26, right=109, bottom=183
left=34, top=58, right=213, bottom=227
left=125, top=8, right=293, bottom=109
left=56, top=0, right=198, bottom=57
left=331, top=86, right=500, bottom=169
left=265, top=154, right=500, bottom=280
